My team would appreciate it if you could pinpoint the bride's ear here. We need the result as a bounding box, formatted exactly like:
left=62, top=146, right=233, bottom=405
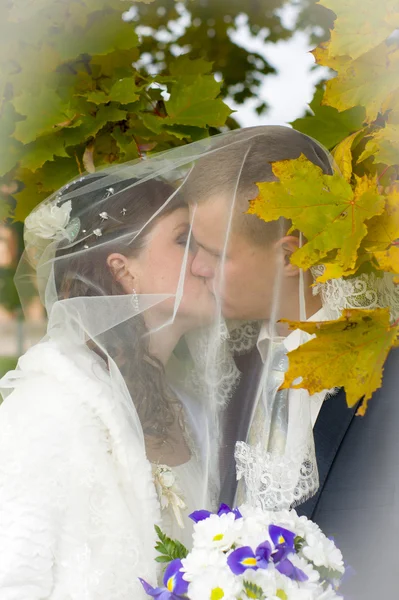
left=107, top=253, right=139, bottom=293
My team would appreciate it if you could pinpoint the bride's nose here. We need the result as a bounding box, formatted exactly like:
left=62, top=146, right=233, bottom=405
left=191, top=250, right=215, bottom=279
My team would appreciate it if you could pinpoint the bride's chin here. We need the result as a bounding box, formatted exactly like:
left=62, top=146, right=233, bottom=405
left=177, top=304, right=216, bottom=330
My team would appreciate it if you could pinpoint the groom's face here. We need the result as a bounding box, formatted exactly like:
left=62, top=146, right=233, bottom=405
left=189, top=196, right=280, bottom=321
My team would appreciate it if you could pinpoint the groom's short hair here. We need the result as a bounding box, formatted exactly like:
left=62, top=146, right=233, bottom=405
left=185, top=125, right=333, bottom=245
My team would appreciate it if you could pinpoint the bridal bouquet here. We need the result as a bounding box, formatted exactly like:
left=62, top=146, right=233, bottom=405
left=139, top=504, right=345, bottom=600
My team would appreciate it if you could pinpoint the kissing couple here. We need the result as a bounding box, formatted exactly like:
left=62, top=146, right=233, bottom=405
left=0, top=126, right=397, bottom=599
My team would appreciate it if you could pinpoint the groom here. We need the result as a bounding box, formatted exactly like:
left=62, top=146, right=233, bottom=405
left=187, top=126, right=399, bottom=598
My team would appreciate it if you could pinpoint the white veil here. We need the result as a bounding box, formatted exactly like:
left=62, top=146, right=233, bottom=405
left=2, top=126, right=350, bottom=525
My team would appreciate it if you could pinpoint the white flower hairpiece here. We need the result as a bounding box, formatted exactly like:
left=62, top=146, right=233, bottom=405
left=24, top=200, right=80, bottom=243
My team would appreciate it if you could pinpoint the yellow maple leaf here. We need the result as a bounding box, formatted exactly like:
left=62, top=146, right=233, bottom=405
left=332, top=129, right=365, bottom=181
left=322, top=41, right=399, bottom=123
left=373, top=246, right=399, bottom=280
left=280, top=308, right=399, bottom=413
left=311, top=43, right=351, bottom=72
left=364, top=189, right=399, bottom=252
left=248, top=155, right=385, bottom=277
left=358, top=123, right=399, bottom=166
left=381, top=90, right=399, bottom=124
left=318, top=0, right=399, bottom=61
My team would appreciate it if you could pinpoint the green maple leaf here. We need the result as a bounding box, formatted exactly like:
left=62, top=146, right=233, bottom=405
left=169, top=55, right=214, bottom=77
left=138, top=113, right=165, bottom=135
left=77, top=79, right=140, bottom=106
left=291, top=85, right=366, bottom=150
left=12, top=168, right=49, bottom=221
left=165, top=75, right=233, bottom=128
left=54, top=10, right=138, bottom=61
left=107, top=78, right=140, bottom=104
left=39, top=157, right=81, bottom=193
left=248, top=155, right=385, bottom=278
left=58, top=106, right=127, bottom=151
left=13, top=88, right=77, bottom=144
left=18, top=135, right=71, bottom=172
left=111, top=127, right=140, bottom=161
left=0, top=138, right=24, bottom=178
left=0, top=102, right=25, bottom=176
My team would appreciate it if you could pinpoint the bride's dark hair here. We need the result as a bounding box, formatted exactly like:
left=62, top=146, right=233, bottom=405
left=54, top=176, right=185, bottom=442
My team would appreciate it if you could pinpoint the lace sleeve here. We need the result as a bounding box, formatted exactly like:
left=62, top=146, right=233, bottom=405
left=0, top=375, right=73, bottom=600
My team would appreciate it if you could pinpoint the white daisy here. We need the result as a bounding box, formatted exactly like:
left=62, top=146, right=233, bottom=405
left=182, top=548, right=227, bottom=581
left=188, top=566, right=242, bottom=600
left=193, top=512, right=243, bottom=552
left=314, top=584, right=342, bottom=600
left=302, top=534, right=344, bottom=573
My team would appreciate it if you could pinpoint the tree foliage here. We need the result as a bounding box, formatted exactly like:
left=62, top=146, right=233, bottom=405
left=0, top=0, right=334, bottom=224
left=130, top=0, right=291, bottom=110
left=131, top=0, right=334, bottom=110
left=0, top=0, right=234, bottom=222
left=252, top=0, right=399, bottom=410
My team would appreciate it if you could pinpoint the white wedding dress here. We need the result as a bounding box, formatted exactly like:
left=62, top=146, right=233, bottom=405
left=0, top=340, right=205, bottom=600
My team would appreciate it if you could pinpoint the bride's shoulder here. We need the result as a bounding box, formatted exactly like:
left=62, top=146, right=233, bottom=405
left=0, top=340, right=109, bottom=426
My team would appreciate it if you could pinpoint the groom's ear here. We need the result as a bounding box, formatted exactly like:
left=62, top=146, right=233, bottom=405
left=274, top=235, right=300, bottom=277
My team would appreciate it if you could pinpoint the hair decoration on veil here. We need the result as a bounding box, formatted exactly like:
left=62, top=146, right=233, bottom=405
left=24, top=178, right=125, bottom=248
left=24, top=199, right=80, bottom=243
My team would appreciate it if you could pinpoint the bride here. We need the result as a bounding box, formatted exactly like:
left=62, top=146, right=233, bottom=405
left=0, top=160, right=238, bottom=599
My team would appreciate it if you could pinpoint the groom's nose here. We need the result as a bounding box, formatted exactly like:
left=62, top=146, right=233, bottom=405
left=191, top=250, right=215, bottom=279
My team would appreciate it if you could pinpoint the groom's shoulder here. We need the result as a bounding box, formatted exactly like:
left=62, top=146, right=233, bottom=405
left=376, top=345, right=399, bottom=391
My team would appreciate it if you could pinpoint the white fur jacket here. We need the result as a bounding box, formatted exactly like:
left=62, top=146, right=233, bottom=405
left=0, top=340, right=161, bottom=600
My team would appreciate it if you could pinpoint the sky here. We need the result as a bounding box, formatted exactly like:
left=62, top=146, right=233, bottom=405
left=228, top=8, right=330, bottom=127
left=229, top=30, right=329, bottom=127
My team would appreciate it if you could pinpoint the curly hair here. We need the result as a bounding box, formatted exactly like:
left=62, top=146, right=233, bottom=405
left=53, top=175, right=186, bottom=443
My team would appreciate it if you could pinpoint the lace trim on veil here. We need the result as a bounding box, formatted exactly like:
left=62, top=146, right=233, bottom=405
left=183, top=320, right=241, bottom=409
left=312, top=267, right=399, bottom=321
left=227, top=320, right=262, bottom=355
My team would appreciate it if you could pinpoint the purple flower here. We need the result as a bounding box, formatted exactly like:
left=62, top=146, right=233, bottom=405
left=276, top=558, right=308, bottom=582
left=189, top=503, right=242, bottom=523
left=228, top=546, right=259, bottom=575
left=189, top=509, right=213, bottom=523
left=139, top=559, right=188, bottom=599
left=269, top=525, right=295, bottom=550
left=255, top=541, right=272, bottom=568
left=269, top=525, right=296, bottom=563
left=228, top=541, right=272, bottom=575
left=217, top=503, right=243, bottom=520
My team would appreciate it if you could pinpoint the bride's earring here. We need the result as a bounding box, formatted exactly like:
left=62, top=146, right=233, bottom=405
left=132, top=288, right=140, bottom=313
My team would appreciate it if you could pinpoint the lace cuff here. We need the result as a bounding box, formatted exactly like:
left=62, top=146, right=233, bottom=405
left=234, top=441, right=318, bottom=511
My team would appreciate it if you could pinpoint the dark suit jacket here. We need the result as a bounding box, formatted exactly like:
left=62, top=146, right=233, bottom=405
left=298, top=348, right=399, bottom=598
left=222, top=346, right=399, bottom=598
